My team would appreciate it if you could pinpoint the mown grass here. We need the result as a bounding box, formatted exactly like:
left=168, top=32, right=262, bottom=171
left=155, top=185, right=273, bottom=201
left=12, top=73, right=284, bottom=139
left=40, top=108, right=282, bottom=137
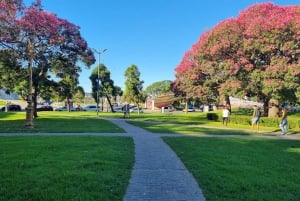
left=125, top=110, right=300, bottom=134
left=1, top=109, right=300, bottom=201
left=0, top=112, right=125, bottom=133
left=1, top=110, right=299, bottom=134
left=0, top=136, right=134, bottom=201
left=127, top=111, right=211, bottom=125
left=164, top=137, right=300, bottom=201
left=128, top=120, right=254, bottom=135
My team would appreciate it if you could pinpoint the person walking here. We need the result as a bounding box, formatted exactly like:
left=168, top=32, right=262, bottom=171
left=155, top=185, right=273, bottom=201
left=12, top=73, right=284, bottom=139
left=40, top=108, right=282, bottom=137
left=123, top=104, right=130, bottom=119
left=251, top=105, right=260, bottom=132
left=279, top=106, right=288, bottom=135
left=222, top=106, right=230, bottom=126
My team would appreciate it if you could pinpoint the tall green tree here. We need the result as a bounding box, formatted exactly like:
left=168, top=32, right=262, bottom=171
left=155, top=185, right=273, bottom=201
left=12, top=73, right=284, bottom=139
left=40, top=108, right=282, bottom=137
left=0, top=0, right=95, bottom=123
left=174, top=3, right=300, bottom=116
left=72, top=86, right=85, bottom=104
left=123, top=64, right=145, bottom=114
left=145, top=80, right=173, bottom=97
left=145, top=80, right=177, bottom=111
left=89, top=64, right=121, bottom=112
left=112, top=85, right=123, bottom=105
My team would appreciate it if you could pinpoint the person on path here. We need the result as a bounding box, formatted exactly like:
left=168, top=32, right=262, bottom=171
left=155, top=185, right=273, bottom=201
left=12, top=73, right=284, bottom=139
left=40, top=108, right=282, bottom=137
left=123, top=104, right=130, bottom=119
left=251, top=105, right=260, bottom=132
left=279, top=105, right=288, bottom=135
left=222, top=106, right=230, bottom=126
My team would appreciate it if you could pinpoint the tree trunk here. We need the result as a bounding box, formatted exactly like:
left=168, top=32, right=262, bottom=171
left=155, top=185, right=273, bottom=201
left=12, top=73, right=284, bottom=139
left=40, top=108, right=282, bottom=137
left=33, top=87, right=38, bottom=118
left=224, top=95, right=231, bottom=112
left=66, top=98, right=71, bottom=112
left=185, top=100, right=188, bottom=114
left=136, top=103, right=140, bottom=115
left=105, top=94, right=114, bottom=112
left=268, top=98, right=279, bottom=117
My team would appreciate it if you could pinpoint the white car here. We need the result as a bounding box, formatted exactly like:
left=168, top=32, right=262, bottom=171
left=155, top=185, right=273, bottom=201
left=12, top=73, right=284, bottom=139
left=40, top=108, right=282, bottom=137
left=82, top=105, right=101, bottom=111
left=55, top=106, right=75, bottom=111
left=113, top=106, right=123, bottom=112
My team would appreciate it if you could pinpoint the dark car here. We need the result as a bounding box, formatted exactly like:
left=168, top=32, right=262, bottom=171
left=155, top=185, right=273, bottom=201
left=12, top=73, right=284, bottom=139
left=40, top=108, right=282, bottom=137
left=37, top=105, right=53, bottom=111
left=183, top=105, right=195, bottom=112
left=1, top=104, right=22, bottom=111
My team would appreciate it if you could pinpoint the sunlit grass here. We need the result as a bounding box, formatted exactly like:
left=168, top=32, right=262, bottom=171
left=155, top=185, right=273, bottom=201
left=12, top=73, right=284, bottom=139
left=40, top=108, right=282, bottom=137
left=128, top=120, right=255, bottom=135
left=0, top=136, right=134, bottom=201
left=0, top=110, right=299, bottom=133
left=164, top=137, right=300, bottom=200
left=0, top=112, right=125, bottom=133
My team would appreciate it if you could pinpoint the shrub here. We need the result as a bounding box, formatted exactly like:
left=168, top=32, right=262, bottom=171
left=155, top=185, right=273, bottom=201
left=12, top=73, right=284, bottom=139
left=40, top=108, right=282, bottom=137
left=207, top=113, right=219, bottom=121
left=228, top=115, right=251, bottom=125
left=229, top=115, right=300, bottom=130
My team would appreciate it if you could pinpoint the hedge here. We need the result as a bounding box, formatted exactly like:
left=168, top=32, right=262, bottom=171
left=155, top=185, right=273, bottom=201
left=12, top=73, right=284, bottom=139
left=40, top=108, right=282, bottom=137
left=207, top=112, right=300, bottom=130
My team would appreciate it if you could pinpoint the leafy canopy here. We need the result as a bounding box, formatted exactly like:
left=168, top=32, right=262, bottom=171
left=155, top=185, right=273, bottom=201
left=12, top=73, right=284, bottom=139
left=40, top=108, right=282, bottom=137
left=123, top=64, right=145, bottom=106
left=0, top=0, right=95, bottom=101
left=174, top=3, right=300, bottom=106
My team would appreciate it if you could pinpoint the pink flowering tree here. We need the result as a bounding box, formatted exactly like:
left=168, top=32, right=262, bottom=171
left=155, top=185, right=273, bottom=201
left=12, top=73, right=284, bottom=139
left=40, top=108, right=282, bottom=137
left=0, top=0, right=95, bottom=126
left=174, top=3, right=300, bottom=116
left=173, top=36, right=218, bottom=111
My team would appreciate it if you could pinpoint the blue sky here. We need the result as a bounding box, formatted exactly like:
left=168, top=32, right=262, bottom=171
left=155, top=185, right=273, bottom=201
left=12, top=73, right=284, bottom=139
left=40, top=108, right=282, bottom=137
left=24, top=0, right=300, bottom=92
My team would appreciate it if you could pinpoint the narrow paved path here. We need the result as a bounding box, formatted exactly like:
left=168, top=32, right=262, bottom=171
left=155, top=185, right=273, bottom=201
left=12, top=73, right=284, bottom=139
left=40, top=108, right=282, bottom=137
left=107, top=118, right=205, bottom=201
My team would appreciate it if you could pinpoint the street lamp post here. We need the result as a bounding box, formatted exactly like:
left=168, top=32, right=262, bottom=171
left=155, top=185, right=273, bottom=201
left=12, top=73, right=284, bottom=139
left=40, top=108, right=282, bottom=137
left=93, top=48, right=107, bottom=117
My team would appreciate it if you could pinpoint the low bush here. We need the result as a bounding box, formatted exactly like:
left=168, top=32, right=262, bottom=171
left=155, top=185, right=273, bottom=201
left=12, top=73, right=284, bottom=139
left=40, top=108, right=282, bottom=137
left=209, top=108, right=300, bottom=130
left=229, top=115, right=300, bottom=130
left=206, top=113, right=219, bottom=121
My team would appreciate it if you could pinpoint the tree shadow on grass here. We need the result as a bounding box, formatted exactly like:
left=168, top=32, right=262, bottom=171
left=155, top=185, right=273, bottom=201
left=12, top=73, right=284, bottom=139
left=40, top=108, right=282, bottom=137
left=129, top=121, right=253, bottom=135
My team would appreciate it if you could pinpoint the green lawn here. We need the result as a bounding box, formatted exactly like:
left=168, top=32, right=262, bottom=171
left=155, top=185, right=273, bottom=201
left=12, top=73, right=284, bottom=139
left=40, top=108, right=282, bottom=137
left=1, top=110, right=299, bottom=134
left=127, top=120, right=257, bottom=135
left=124, top=111, right=299, bottom=134
left=1, top=110, right=300, bottom=201
left=0, top=136, right=134, bottom=201
left=0, top=112, right=125, bottom=133
left=164, top=137, right=300, bottom=201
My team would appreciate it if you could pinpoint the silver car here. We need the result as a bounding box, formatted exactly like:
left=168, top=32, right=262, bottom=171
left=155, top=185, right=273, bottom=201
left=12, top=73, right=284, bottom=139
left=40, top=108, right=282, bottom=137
left=129, top=106, right=144, bottom=113
left=55, top=106, right=75, bottom=111
left=82, top=105, right=101, bottom=111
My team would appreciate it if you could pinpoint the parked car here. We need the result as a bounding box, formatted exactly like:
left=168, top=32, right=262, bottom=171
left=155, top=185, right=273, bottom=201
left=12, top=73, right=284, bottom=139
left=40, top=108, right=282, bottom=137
left=162, top=106, right=175, bottom=113
left=112, top=106, right=123, bottom=112
left=55, top=106, right=75, bottom=111
left=1, top=104, right=22, bottom=111
left=37, top=105, right=53, bottom=111
left=75, top=105, right=83, bottom=111
left=129, top=106, right=144, bottom=113
left=183, top=105, right=195, bottom=112
left=82, top=105, right=101, bottom=111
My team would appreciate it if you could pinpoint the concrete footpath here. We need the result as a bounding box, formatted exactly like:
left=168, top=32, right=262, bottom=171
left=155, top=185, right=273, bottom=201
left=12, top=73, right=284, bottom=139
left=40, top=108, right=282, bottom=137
left=107, top=118, right=206, bottom=201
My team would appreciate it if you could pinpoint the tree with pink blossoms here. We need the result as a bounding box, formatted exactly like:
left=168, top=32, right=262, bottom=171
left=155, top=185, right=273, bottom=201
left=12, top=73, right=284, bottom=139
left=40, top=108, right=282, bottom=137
left=0, top=0, right=95, bottom=126
left=174, top=3, right=300, bottom=117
